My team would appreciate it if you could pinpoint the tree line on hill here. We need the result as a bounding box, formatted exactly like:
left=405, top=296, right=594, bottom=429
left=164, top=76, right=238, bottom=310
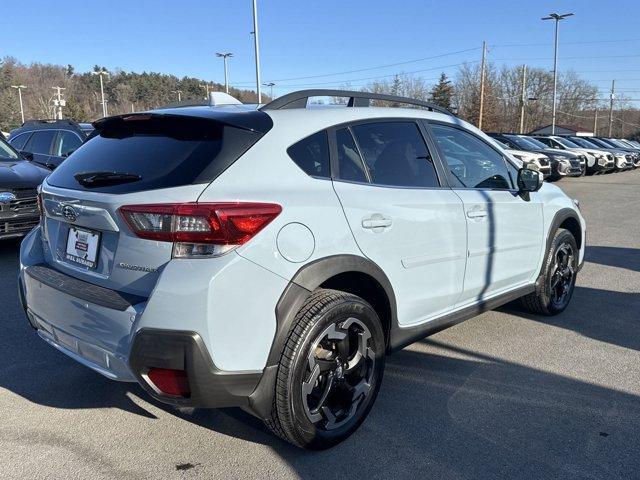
left=1, top=55, right=638, bottom=139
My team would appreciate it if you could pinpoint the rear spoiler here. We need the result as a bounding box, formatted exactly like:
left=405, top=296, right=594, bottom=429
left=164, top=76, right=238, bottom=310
left=92, top=110, right=273, bottom=135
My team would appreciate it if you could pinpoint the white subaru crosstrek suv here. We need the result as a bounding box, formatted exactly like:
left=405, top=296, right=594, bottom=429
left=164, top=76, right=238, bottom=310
left=19, top=90, right=585, bottom=449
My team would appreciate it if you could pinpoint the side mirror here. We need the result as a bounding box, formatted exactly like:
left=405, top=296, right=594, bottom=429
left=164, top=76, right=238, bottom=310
left=20, top=150, right=34, bottom=161
left=517, top=167, right=543, bottom=192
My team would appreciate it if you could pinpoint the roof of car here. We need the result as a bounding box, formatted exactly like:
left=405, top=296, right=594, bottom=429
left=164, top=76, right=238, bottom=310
left=10, top=119, right=91, bottom=137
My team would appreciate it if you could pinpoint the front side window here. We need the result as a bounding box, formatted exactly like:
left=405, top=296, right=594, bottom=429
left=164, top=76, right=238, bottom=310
left=431, top=124, right=513, bottom=190
left=24, top=130, right=56, bottom=155
left=287, top=130, right=330, bottom=178
left=53, top=131, right=83, bottom=157
left=349, top=122, right=439, bottom=188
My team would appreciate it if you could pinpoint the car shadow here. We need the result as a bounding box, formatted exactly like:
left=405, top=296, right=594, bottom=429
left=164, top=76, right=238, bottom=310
left=584, top=245, right=640, bottom=273
left=505, top=285, right=640, bottom=352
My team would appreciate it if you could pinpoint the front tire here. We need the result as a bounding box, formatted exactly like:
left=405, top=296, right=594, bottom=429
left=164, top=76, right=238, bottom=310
left=265, top=289, right=385, bottom=449
left=522, top=228, right=578, bottom=316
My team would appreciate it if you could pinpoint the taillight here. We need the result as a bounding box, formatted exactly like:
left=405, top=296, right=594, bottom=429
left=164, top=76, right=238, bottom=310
left=119, top=202, right=282, bottom=258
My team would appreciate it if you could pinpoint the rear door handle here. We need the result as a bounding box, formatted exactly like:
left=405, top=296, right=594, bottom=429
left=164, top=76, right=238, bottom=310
left=362, top=215, right=392, bottom=229
left=466, top=210, right=488, bottom=219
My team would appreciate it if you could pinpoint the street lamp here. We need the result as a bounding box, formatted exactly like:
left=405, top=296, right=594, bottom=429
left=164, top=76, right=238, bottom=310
left=11, top=85, right=27, bottom=124
left=215, top=52, right=233, bottom=94
left=251, top=0, right=262, bottom=103
left=263, top=82, right=275, bottom=99
left=91, top=69, right=109, bottom=117
left=542, top=12, right=573, bottom=135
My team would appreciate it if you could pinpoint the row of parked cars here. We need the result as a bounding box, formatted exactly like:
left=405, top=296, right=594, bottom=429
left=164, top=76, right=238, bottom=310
left=487, top=132, right=640, bottom=179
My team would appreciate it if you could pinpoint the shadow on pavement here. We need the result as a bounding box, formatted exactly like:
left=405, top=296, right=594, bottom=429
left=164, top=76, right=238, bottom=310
left=585, top=246, right=640, bottom=273
left=508, top=285, right=640, bottom=352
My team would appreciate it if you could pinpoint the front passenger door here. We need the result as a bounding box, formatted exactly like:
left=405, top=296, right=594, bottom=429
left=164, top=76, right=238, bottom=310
left=429, top=123, right=544, bottom=307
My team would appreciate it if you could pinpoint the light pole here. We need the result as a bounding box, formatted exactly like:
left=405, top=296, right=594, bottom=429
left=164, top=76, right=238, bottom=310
left=215, top=52, right=233, bottom=94
left=251, top=0, right=262, bottom=103
left=172, top=90, right=183, bottom=101
left=91, top=69, right=109, bottom=117
left=263, top=82, right=275, bottom=99
left=542, top=12, right=573, bottom=135
left=11, top=85, right=27, bottom=124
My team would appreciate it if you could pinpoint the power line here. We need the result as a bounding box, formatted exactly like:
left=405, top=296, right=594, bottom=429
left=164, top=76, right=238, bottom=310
left=492, top=37, right=640, bottom=48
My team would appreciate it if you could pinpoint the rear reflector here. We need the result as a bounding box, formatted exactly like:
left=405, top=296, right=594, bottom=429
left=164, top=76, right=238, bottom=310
left=119, top=202, right=281, bottom=257
left=147, top=368, right=190, bottom=397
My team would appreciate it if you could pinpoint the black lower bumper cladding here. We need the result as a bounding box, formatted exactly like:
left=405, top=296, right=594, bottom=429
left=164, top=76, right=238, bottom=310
left=129, top=329, right=262, bottom=409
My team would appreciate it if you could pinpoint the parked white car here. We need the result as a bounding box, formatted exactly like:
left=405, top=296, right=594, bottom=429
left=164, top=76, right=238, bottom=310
left=532, top=135, right=612, bottom=174
left=19, top=90, right=586, bottom=449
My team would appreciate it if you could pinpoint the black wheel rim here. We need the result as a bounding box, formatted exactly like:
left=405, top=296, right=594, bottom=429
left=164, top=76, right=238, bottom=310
left=302, top=318, right=376, bottom=431
left=550, top=241, right=575, bottom=308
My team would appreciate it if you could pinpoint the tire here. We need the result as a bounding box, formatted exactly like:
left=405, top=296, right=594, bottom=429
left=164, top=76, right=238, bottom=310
left=265, top=288, right=385, bottom=449
left=521, top=228, right=578, bottom=316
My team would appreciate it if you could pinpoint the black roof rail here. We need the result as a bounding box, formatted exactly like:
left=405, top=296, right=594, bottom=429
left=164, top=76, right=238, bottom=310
left=259, top=89, right=453, bottom=115
left=21, top=118, right=81, bottom=128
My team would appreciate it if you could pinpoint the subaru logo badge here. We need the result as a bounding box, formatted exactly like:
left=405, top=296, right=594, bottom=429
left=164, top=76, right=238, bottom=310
left=61, top=205, right=77, bottom=222
left=0, top=192, right=16, bottom=204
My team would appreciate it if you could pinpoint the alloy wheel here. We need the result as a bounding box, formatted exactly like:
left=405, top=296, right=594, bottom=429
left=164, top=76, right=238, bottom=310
left=550, top=242, right=575, bottom=307
left=302, top=317, right=376, bottom=431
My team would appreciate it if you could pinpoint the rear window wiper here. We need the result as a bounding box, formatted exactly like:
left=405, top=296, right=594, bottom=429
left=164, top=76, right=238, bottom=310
left=74, top=171, right=142, bottom=188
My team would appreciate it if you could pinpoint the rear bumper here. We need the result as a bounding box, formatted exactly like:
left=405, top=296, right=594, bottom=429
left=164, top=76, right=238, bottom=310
left=130, top=329, right=262, bottom=408
left=19, top=226, right=285, bottom=409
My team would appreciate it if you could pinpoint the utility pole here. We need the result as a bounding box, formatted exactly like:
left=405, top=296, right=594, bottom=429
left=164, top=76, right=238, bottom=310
left=478, top=41, right=487, bottom=130
left=542, top=12, right=573, bottom=135
left=172, top=90, right=182, bottom=101
left=91, top=69, right=109, bottom=117
left=518, top=65, right=527, bottom=134
left=215, top=52, right=233, bottom=93
left=11, top=85, right=27, bottom=124
left=251, top=0, right=262, bottom=103
left=52, top=86, right=66, bottom=120
left=263, top=82, right=275, bottom=99
left=608, top=79, right=615, bottom=137
left=200, top=83, right=210, bottom=99
left=593, top=108, right=598, bottom=135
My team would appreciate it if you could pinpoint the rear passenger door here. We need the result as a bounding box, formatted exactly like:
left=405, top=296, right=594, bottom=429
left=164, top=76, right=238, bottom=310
left=331, top=120, right=467, bottom=327
left=428, top=123, right=544, bottom=306
left=23, top=130, right=56, bottom=169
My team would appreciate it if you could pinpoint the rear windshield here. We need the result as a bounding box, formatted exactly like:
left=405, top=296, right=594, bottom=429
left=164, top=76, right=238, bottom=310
left=47, top=114, right=266, bottom=193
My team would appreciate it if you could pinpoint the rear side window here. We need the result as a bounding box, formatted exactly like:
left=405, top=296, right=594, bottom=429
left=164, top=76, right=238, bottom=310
left=287, top=130, right=330, bottom=178
left=350, top=122, right=439, bottom=188
left=53, top=131, right=83, bottom=157
left=25, top=130, right=56, bottom=154
left=336, top=128, right=368, bottom=182
left=9, top=132, right=31, bottom=151
left=46, top=115, right=266, bottom=194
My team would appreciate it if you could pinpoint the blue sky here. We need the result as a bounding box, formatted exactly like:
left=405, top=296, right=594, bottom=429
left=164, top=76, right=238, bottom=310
left=2, top=0, right=640, bottom=103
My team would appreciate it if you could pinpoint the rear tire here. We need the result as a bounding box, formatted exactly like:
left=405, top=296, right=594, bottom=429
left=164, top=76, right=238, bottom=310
left=521, top=228, right=578, bottom=316
left=265, top=289, right=385, bottom=449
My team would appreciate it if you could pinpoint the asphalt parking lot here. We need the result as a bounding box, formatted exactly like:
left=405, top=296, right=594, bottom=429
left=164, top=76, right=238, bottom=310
left=1, top=171, right=639, bottom=480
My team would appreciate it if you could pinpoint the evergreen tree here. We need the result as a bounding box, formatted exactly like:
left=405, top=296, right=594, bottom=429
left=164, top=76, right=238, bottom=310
left=430, top=73, right=454, bottom=110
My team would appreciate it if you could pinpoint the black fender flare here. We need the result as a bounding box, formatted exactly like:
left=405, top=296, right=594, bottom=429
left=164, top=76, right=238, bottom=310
left=246, top=254, right=397, bottom=419
left=537, top=207, right=583, bottom=282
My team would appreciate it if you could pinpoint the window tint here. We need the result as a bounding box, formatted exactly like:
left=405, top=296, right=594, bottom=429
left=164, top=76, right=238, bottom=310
left=9, top=132, right=31, bottom=151
left=0, top=139, right=19, bottom=160
left=47, top=115, right=265, bottom=194
left=53, top=131, right=83, bottom=157
left=431, top=124, right=513, bottom=190
left=350, top=122, right=439, bottom=188
left=24, top=130, right=56, bottom=155
left=336, top=128, right=368, bottom=182
left=287, top=130, right=330, bottom=178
